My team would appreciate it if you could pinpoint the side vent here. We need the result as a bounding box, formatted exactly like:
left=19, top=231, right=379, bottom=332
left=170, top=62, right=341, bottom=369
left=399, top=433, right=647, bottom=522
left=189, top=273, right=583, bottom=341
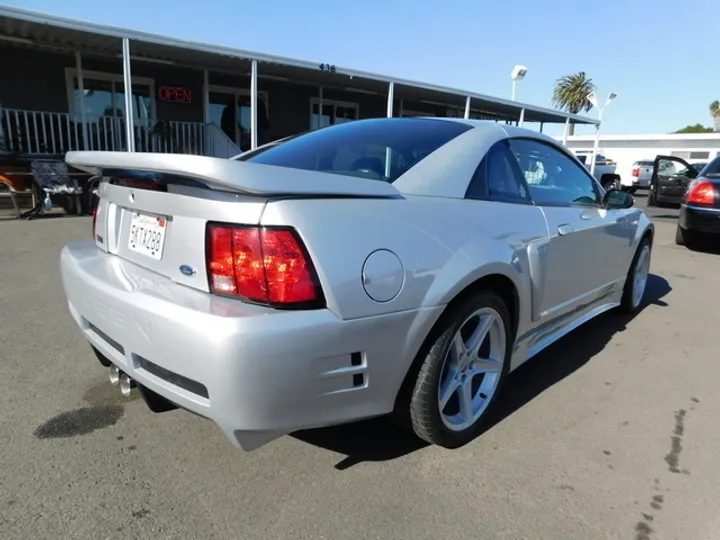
left=351, top=352, right=364, bottom=387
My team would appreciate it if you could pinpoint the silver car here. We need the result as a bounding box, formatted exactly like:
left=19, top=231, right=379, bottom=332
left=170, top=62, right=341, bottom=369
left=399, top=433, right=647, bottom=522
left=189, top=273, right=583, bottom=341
left=60, top=118, right=653, bottom=451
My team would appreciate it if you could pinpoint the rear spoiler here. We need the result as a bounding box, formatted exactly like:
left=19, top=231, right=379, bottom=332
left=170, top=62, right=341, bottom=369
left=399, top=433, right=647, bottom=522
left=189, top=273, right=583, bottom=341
left=65, top=151, right=402, bottom=198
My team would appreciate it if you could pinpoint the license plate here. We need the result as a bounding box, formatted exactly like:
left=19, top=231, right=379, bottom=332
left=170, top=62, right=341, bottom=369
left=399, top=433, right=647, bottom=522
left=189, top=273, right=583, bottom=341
left=128, top=212, right=167, bottom=260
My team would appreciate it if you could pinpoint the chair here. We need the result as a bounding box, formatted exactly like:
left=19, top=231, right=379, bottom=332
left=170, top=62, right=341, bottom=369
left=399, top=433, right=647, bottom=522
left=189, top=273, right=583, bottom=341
left=30, top=159, right=84, bottom=215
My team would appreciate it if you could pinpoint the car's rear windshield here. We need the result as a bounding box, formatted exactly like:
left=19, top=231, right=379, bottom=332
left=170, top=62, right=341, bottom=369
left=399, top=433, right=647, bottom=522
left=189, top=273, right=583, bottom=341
left=699, top=157, right=720, bottom=176
left=235, top=118, right=472, bottom=183
left=635, top=160, right=654, bottom=166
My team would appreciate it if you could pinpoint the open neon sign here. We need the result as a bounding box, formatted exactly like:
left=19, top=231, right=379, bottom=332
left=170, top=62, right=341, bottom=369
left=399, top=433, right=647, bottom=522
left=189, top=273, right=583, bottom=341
left=158, top=86, right=192, bottom=103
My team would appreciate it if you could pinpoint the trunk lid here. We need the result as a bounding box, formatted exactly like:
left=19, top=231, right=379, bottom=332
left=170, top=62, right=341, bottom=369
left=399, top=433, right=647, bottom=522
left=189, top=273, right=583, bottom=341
left=68, top=151, right=400, bottom=293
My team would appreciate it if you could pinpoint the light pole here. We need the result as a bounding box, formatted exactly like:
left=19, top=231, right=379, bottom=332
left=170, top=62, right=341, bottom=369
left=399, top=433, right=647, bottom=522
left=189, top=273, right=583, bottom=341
left=588, top=91, right=617, bottom=176
left=510, top=65, right=527, bottom=101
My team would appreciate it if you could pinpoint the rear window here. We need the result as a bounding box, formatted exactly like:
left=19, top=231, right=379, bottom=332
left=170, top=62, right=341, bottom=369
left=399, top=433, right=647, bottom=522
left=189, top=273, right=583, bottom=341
left=635, top=160, right=654, bottom=167
left=700, top=157, right=720, bottom=177
left=236, top=118, right=472, bottom=183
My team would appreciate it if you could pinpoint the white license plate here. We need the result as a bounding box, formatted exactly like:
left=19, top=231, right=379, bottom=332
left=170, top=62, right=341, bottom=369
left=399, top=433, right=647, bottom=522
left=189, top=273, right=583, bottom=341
left=128, top=212, right=167, bottom=260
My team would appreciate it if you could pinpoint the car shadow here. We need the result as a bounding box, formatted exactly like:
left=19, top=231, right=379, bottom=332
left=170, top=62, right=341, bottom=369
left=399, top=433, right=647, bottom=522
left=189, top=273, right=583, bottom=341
left=291, top=273, right=672, bottom=470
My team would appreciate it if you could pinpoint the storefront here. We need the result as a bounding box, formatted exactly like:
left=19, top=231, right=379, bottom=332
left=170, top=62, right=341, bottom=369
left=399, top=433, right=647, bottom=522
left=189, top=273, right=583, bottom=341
left=0, top=5, right=597, bottom=161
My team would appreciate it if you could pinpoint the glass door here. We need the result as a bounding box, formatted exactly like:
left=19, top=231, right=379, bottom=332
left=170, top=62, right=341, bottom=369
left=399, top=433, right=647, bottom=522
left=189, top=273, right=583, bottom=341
left=208, top=90, right=237, bottom=143
left=310, top=99, right=359, bottom=130
left=208, top=88, right=269, bottom=152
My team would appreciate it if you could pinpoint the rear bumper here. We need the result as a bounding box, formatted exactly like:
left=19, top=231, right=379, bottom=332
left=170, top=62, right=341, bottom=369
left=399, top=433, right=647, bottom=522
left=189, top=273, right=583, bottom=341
left=60, top=241, right=443, bottom=450
left=622, top=177, right=650, bottom=188
left=679, top=204, right=720, bottom=234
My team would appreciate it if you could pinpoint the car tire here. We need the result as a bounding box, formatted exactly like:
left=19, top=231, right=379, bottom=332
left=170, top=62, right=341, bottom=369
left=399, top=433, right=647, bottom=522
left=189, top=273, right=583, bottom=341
left=619, top=236, right=652, bottom=314
left=675, top=225, right=686, bottom=246
left=403, top=290, right=512, bottom=448
left=675, top=226, right=699, bottom=249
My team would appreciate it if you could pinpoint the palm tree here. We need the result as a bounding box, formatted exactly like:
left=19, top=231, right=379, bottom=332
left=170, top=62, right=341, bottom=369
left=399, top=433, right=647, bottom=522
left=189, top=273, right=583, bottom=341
left=710, top=100, right=720, bottom=132
left=552, top=72, right=596, bottom=136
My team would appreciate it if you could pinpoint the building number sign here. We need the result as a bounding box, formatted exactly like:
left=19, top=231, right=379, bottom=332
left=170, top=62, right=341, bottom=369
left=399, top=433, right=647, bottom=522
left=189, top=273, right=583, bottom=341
left=319, top=63, right=336, bottom=73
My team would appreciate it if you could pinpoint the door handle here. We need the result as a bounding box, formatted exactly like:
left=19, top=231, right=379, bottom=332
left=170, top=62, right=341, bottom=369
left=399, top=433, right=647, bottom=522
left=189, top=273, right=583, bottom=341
left=557, top=223, right=574, bottom=236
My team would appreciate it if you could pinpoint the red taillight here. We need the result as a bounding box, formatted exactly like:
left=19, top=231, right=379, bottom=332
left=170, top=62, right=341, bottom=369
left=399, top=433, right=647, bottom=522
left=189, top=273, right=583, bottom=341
left=632, top=168, right=639, bottom=177
left=686, top=180, right=715, bottom=205
left=207, top=225, right=324, bottom=307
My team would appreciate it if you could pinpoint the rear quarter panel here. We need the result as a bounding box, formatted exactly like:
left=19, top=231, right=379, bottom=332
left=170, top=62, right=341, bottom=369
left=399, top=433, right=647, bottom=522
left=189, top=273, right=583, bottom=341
left=260, top=196, right=549, bottom=332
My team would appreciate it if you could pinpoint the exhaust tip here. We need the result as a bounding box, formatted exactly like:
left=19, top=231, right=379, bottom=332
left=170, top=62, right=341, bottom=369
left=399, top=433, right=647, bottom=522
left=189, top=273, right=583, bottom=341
left=109, top=364, right=120, bottom=386
left=119, top=373, right=135, bottom=397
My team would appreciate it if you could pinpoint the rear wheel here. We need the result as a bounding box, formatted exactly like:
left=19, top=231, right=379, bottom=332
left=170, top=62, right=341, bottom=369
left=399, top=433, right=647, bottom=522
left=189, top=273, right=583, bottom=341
left=404, top=291, right=512, bottom=448
left=675, top=225, right=698, bottom=248
left=675, top=225, right=686, bottom=246
left=620, top=237, right=652, bottom=314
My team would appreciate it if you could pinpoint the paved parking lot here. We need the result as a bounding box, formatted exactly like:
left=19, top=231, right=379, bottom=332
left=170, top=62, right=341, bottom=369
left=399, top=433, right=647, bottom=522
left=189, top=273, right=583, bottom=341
left=1, top=197, right=719, bottom=540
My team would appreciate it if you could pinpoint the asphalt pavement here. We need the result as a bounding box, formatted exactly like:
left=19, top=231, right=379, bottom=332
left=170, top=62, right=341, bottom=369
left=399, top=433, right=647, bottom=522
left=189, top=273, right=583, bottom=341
left=1, top=200, right=719, bottom=540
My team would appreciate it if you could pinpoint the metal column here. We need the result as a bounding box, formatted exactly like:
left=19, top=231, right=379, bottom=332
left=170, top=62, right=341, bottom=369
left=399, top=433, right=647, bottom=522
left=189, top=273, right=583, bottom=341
left=539, top=122, right=544, bottom=133
left=318, top=86, right=323, bottom=129
left=203, top=69, right=210, bottom=124
left=386, top=82, right=394, bottom=117
left=75, top=50, right=89, bottom=150
left=121, top=38, right=135, bottom=152
left=590, top=112, right=602, bottom=177
left=250, top=59, right=258, bottom=150
left=518, top=108, right=525, bottom=128
left=464, top=96, right=471, bottom=119
left=562, top=118, right=570, bottom=146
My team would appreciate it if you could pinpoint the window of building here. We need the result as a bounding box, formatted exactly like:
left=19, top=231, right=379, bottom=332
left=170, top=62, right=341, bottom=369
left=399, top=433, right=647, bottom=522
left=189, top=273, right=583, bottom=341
left=310, top=99, right=359, bottom=129
left=671, top=150, right=710, bottom=160
left=401, top=109, right=435, bottom=118
left=65, top=68, right=154, bottom=123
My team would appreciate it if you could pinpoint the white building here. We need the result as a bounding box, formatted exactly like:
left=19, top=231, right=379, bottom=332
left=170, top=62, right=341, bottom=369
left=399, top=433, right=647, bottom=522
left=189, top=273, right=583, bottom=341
left=559, top=133, right=720, bottom=179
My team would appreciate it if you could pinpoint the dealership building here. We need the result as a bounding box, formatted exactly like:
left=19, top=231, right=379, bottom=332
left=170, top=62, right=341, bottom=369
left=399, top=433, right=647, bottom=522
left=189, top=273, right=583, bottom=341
left=0, top=5, right=599, bottom=163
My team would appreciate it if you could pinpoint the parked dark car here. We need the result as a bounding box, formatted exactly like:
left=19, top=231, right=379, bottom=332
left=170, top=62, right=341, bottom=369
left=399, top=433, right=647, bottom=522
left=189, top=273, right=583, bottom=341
left=648, top=156, right=707, bottom=207
left=662, top=156, right=720, bottom=247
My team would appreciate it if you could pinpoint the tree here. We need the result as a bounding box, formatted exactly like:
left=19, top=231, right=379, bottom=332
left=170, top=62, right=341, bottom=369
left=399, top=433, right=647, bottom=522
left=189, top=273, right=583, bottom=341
left=552, top=72, right=596, bottom=136
left=710, top=100, right=720, bottom=131
left=674, top=124, right=714, bottom=134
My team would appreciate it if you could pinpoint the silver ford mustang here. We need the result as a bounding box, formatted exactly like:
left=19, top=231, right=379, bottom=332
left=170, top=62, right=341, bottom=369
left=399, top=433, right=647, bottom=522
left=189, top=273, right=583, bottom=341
left=60, top=118, right=653, bottom=451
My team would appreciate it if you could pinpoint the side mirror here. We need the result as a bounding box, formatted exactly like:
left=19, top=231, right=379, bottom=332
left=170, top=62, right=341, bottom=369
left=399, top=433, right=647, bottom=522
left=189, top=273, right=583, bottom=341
left=603, top=188, right=634, bottom=209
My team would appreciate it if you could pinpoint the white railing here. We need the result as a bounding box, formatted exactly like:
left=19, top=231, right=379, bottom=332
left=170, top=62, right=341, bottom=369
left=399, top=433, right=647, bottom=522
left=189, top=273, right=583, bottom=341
left=203, top=122, right=242, bottom=159
left=0, top=108, right=207, bottom=157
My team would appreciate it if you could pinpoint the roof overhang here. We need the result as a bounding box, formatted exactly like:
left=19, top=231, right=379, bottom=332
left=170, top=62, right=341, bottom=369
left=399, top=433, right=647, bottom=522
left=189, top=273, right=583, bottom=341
left=0, top=5, right=599, bottom=126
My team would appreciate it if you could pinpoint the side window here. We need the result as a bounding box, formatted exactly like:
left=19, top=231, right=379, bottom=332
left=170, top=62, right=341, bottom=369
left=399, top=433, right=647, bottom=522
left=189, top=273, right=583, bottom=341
left=466, top=141, right=530, bottom=202
left=508, top=138, right=598, bottom=207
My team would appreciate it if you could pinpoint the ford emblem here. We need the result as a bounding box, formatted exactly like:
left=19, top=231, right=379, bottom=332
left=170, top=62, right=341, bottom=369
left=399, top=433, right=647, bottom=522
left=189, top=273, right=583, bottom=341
left=179, top=265, right=196, bottom=277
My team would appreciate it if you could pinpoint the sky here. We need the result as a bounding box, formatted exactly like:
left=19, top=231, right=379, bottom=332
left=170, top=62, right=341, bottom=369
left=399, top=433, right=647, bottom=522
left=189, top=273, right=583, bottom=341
left=4, top=0, right=720, bottom=137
